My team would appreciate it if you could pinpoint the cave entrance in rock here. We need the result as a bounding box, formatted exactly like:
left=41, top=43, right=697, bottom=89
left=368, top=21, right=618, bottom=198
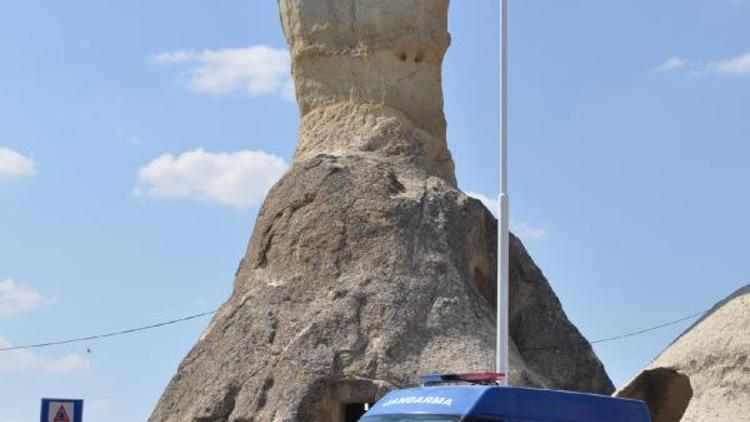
left=343, top=402, right=371, bottom=422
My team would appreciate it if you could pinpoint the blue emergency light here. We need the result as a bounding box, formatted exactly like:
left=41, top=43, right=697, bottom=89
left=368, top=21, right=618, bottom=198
left=359, top=373, right=651, bottom=422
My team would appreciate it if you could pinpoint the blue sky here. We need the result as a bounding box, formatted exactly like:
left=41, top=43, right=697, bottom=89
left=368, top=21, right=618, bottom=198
left=1, top=1, right=749, bottom=421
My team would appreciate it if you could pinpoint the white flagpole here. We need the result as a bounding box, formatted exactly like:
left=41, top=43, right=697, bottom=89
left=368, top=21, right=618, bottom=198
left=497, top=0, right=510, bottom=386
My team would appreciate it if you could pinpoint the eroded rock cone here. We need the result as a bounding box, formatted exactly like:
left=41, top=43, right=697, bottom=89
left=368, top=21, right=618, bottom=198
left=150, top=1, right=613, bottom=421
left=616, top=284, right=750, bottom=422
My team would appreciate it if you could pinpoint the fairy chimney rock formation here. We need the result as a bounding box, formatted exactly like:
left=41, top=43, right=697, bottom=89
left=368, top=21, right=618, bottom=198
left=150, top=1, right=613, bottom=421
left=281, top=0, right=456, bottom=184
left=617, top=284, right=750, bottom=422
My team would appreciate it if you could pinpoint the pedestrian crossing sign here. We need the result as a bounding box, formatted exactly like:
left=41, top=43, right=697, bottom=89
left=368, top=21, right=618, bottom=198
left=40, top=399, right=83, bottom=422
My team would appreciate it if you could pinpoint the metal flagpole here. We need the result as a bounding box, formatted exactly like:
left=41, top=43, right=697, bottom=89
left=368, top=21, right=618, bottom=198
left=497, top=0, right=510, bottom=386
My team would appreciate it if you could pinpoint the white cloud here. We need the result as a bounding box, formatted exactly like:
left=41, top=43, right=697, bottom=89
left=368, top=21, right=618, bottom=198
left=0, top=147, right=35, bottom=180
left=654, top=57, right=688, bottom=72
left=466, top=192, right=547, bottom=240
left=88, top=398, right=112, bottom=412
left=707, top=52, right=750, bottom=76
left=127, top=134, right=143, bottom=145
left=466, top=191, right=499, bottom=217
left=116, top=129, right=143, bottom=146
left=514, top=222, right=547, bottom=240
left=656, top=52, right=750, bottom=77
left=40, top=354, right=90, bottom=372
left=0, top=336, right=89, bottom=373
left=0, top=337, right=35, bottom=371
left=152, top=46, right=293, bottom=99
left=0, top=279, right=50, bottom=316
left=134, top=148, right=288, bottom=208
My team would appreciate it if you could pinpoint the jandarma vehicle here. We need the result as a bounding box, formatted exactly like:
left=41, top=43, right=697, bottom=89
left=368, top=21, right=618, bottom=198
left=358, top=374, right=651, bottom=422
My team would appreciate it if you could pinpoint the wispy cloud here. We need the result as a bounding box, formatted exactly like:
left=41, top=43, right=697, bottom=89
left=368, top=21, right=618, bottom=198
left=0, top=279, right=51, bottom=316
left=151, top=46, right=293, bottom=99
left=127, top=134, right=143, bottom=145
left=0, top=336, right=89, bottom=373
left=88, top=398, right=112, bottom=412
left=134, top=148, right=288, bottom=208
left=514, top=222, right=547, bottom=240
left=0, top=337, right=34, bottom=371
left=117, top=129, right=143, bottom=146
left=654, top=57, right=688, bottom=72
left=39, top=354, right=90, bottom=372
left=706, top=52, right=750, bottom=76
left=0, top=147, right=35, bottom=180
left=466, top=192, right=547, bottom=240
left=654, top=52, right=750, bottom=77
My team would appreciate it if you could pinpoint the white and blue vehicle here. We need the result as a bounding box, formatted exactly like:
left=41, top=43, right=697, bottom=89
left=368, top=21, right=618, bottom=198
left=358, top=373, right=651, bottom=422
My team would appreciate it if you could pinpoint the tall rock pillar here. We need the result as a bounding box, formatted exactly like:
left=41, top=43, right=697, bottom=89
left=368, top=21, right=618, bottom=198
left=150, top=2, right=613, bottom=421
left=281, top=0, right=455, bottom=185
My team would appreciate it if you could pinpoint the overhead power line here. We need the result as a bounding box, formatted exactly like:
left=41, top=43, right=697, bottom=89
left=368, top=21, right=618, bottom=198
left=0, top=309, right=218, bottom=352
left=518, top=309, right=709, bottom=353
left=590, top=309, right=708, bottom=345
left=0, top=307, right=709, bottom=353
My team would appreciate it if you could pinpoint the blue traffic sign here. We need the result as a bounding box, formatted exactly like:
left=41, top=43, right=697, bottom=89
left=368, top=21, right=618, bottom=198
left=40, top=398, right=83, bottom=422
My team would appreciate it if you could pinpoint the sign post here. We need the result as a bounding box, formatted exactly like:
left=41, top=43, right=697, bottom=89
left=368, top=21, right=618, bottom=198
left=40, top=398, right=83, bottom=422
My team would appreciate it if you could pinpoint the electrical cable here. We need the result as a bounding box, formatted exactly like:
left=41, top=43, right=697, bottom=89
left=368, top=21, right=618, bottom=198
left=0, top=309, right=218, bottom=352
left=0, top=307, right=709, bottom=353
left=518, top=309, right=709, bottom=352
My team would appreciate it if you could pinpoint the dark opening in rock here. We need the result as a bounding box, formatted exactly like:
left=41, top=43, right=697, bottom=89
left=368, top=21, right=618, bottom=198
left=343, top=402, right=371, bottom=422
left=615, top=367, right=693, bottom=422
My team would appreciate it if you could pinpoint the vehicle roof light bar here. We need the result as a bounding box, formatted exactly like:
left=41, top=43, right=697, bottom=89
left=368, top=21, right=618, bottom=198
left=419, top=372, right=507, bottom=386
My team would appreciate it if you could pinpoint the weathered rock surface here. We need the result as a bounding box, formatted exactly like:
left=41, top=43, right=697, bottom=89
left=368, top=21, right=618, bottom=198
left=616, top=284, right=750, bottom=422
left=150, top=1, right=613, bottom=421
left=281, top=0, right=456, bottom=183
